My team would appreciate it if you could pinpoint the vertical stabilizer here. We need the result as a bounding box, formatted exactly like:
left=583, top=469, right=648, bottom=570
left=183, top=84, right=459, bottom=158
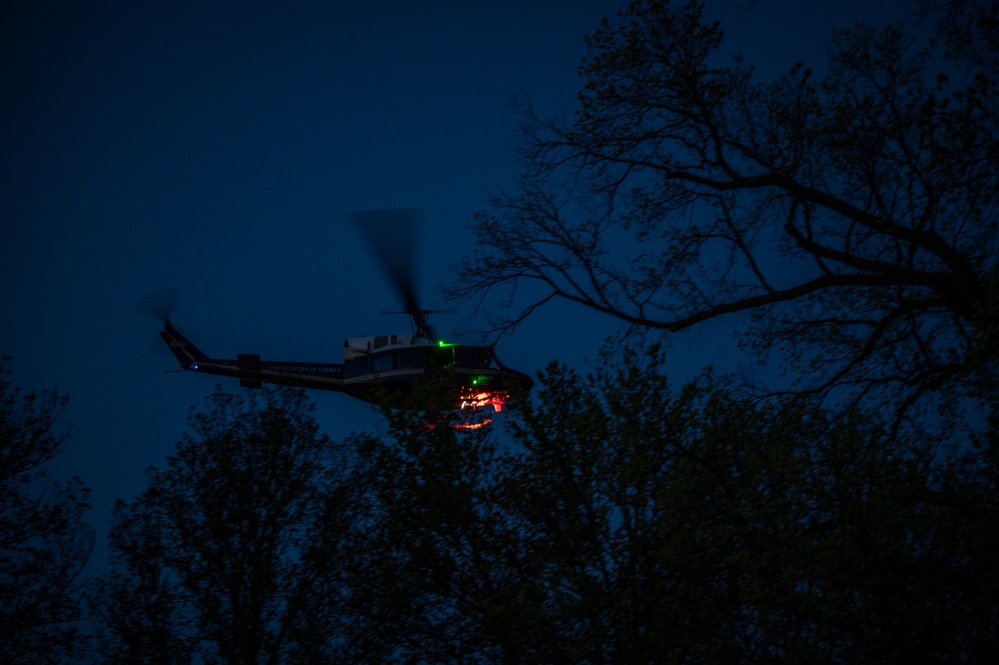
left=160, top=320, right=210, bottom=367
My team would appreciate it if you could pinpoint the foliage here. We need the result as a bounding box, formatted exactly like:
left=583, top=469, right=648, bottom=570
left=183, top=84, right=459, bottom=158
left=331, top=380, right=520, bottom=664
left=503, top=352, right=998, bottom=662
left=93, top=386, right=353, bottom=665
left=335, top=349, right=999, bottom=662
left=80, top=364, right=998, bottom=662
left=0, top=358, right=92, bottom=664
left=451, top=0, right=998, bottom=426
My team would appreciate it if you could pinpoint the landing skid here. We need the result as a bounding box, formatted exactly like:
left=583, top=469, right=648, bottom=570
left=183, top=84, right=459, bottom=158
left=453, top=400, right=496, bottom=430
left=451, top=415, right=493, bottom=430
left=424, top=405, right=495, bottom=431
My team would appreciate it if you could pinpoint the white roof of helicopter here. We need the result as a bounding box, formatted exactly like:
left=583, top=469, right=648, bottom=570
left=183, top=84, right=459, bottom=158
left=343, top=333, right=434, bottom=360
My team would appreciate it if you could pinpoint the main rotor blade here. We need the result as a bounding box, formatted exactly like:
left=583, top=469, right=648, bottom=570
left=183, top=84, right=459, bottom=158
left=350, top=209, right=423, bottom=313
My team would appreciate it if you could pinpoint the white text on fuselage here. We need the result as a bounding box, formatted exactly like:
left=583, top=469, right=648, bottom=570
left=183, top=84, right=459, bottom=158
left=268, top=364, right=342, bottom=375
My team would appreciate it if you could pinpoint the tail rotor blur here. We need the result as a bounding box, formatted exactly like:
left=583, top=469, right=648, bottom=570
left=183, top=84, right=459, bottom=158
left=136, top=289, right=198, bottom=356
left=135, top=288, right=183, bottom=323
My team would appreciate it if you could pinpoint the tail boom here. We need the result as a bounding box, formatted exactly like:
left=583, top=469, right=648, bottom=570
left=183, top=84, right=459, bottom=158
left=159, top=321, right=348, bottom=392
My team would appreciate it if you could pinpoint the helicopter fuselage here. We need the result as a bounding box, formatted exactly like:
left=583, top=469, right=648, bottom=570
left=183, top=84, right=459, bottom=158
left=160, top=320, right=532, bottom=411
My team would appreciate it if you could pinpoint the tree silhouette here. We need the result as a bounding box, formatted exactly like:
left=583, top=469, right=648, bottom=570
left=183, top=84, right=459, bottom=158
left=333, top=383, right=524, bottom=664
left=500, top=352, right=999, bottom=661
left=452, top=0, right=997, bottom=426
left=337, top=347, right=999, bottom=662
left=0, top=358, right=92, bottom=664
left=82, top=361, right=999, bottom=661
left=94, top=386, right=353, bottom=664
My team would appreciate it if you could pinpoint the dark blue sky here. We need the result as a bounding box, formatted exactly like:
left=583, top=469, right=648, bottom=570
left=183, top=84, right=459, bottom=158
left=2, top=0, right=919, bottom=573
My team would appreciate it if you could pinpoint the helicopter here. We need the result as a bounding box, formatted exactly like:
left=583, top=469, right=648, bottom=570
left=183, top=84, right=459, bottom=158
left=143, top=210, right=533, bottom=429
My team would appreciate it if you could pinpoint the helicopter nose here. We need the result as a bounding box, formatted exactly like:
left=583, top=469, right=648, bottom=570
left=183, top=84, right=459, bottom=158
left=515, top=370, right=535, bottom=392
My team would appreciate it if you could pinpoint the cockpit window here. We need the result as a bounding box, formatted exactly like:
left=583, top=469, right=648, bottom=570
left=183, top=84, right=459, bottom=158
left=476, top=350, right=494, bottom=369
left=455, top=347, right=501, bottom=369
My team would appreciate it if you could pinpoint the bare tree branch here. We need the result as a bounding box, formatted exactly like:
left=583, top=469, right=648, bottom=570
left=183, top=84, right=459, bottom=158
left=451, top=0, right=998, bottom=425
